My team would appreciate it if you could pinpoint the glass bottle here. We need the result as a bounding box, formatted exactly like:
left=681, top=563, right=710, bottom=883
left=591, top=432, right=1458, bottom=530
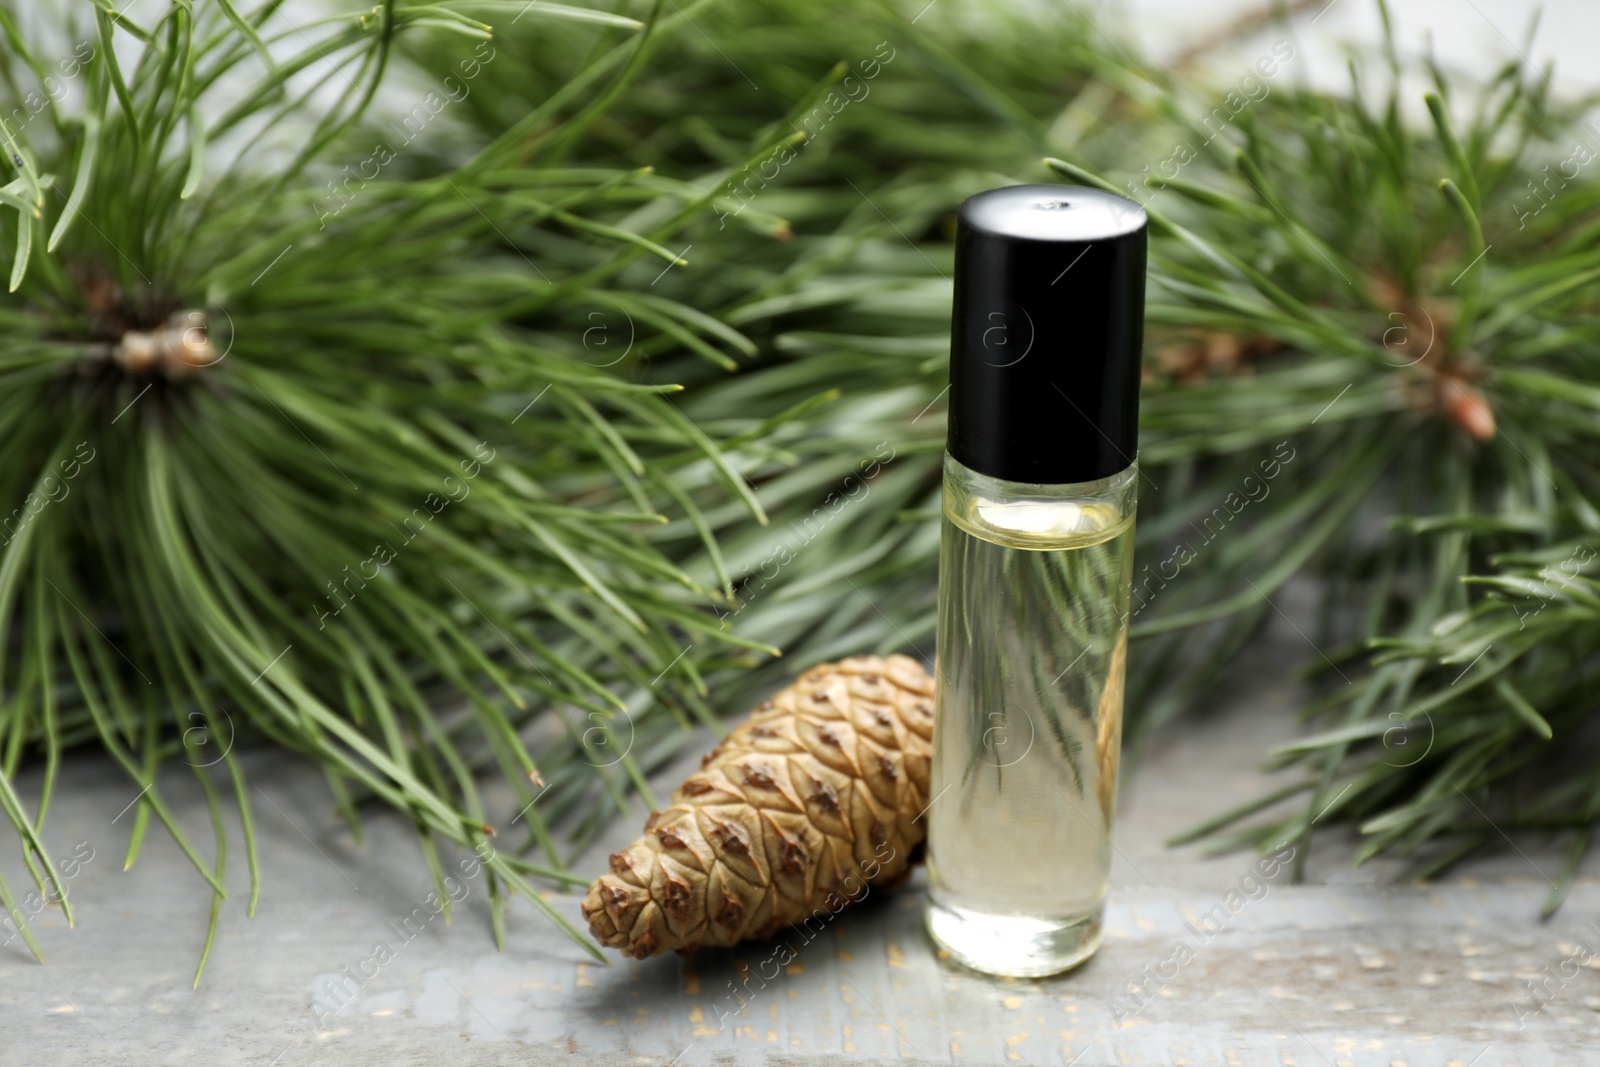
left=924, top=184, right=1147, bottom=977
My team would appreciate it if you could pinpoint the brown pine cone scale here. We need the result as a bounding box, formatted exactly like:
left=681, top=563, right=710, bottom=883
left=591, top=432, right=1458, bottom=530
left=582, top=655, right=934, bottom=959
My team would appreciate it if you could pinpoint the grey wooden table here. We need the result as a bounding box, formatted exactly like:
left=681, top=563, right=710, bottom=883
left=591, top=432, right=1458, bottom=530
left=4, top=603, right=1596, bottom=1067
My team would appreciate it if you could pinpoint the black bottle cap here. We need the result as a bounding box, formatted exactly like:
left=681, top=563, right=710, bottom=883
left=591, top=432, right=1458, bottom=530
left=947, top=184, right=1147, bottom=485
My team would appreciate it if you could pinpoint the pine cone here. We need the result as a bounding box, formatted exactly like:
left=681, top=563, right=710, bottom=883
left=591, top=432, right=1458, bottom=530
left=582, top=655, right=934, bottom=959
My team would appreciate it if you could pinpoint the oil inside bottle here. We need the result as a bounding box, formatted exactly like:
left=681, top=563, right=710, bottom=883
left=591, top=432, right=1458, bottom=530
left=926, top=470, right=1134, bottom=977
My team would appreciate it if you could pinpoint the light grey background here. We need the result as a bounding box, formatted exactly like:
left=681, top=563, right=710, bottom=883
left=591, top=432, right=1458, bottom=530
left=1121, top=0, right=1598, bottom=96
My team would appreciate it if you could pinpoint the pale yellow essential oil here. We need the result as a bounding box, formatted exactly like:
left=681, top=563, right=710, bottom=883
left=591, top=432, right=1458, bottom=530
left=925, top=456, right=1135, bottom=977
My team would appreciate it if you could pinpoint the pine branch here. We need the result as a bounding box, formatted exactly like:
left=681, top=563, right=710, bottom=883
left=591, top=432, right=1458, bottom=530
left=0, top=0, right=807, bottom=972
